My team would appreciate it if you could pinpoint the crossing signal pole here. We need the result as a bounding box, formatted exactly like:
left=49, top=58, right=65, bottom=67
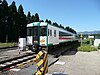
left=80, top=32, right=83, bottom=46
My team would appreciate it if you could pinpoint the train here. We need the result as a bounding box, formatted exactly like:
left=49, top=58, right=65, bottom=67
left=26, top=22, right=79, bottom=52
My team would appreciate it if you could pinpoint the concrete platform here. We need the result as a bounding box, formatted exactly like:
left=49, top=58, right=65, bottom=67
left=48, top=51, right=100, bottom=75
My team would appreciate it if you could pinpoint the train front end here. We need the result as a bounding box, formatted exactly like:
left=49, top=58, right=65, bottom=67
left=27, top=22, right=48, bottom=53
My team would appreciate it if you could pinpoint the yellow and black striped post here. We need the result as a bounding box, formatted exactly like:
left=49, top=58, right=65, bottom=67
left=35, top=49, right=48, bottom=75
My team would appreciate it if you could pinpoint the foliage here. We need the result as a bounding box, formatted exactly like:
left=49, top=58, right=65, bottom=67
left=0, top=0, right=40, bottom=42
left=98, top=44, right=100, bottom=49
left=18, top=4, right=27, bottom=38
left=82, top=38, right=94, bottom=45
left=26, top=11, right=31, bottom=24
left=9, top=1, right=18, bottom=42
left=78, top=38, right=96, bottom=52
left=77, top=44, right=97, bottom=52
left=0, top=0, right=9, bottom=42
left=82, top=39, right=90, bottom=44
left=65, top=26, right=76, bottom=34
left=45, top=19, right=52, bottom=24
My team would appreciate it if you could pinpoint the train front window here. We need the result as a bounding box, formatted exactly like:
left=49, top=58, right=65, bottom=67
left=34, top=27, right=38, bottom=36
left=40, top=26, right=47, bottom=36
left=27, top=27, right=33, bottom=36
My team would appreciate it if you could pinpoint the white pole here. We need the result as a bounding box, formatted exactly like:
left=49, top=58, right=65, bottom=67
left=18, top=36, right=20, bottom=55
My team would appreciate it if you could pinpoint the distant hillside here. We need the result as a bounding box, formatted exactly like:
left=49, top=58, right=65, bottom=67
left=78, top=30, right=100, bottom=35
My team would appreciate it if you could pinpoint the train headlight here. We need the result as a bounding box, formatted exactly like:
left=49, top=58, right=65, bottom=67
left=34, top=41, right=38, bottom=43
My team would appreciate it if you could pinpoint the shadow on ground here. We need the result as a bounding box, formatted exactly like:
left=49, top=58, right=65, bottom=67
left=49, top=46, right=79, bottom=56
left=48, top=42, right=80, bottom=57
left=61, top=49, right=78, bottom=56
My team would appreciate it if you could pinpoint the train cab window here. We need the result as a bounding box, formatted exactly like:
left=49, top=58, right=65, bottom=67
left=34, top=27, right=38, bottom=36
left=54, top=30, right=56, bottom=37
left=27, top=27, right=33, bottom=36
left=40, top=26, right=47, bottom=36
left=50, top=30, right=52, bottom=36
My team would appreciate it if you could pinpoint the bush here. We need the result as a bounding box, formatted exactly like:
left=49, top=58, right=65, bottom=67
left=77, top=44, right=97, bottom=52
left=98, top=44, right=100, bottom=49
left=82, top=39, right=89, bottom=44
left=82, top=38, right=94, bottom=45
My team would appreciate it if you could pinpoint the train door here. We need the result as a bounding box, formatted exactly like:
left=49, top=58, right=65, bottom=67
left=33, top=26, right=39, bottom=45
left=27, top=26, right=39, bottom=46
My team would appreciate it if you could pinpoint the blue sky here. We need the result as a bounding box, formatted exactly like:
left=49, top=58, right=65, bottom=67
left=7, top=0, right=100, bottom=32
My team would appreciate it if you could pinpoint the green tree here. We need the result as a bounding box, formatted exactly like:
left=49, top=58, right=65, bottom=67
left=65, top=26, right=76, bottom=34
left=45, top=19, right=49, bottom=23
left=53, top=22, right=59, bottom=27
left=45, top=19, right=51, bottom=24
left=60, top=24, right=64, bottom=29
left=48, top=20, right=51, bottom=24
left=18, top=4, right=27, bottom=38
left=0, top=0, right=3, bottom=42
left=34, top=13, right=39, bottom=22
left=9, top=1, right=18, bottom=41
left=26, top=11, right=32, bottom=24
left=31, top=15, right=35, bottom=22
left=39, top=20, right=44, bottom=22
left=1, top=0, right=9, bottom=42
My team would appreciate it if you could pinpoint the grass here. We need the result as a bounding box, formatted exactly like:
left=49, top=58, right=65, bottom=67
left=77, top=38, right=97, bottom=52
left=98, top=44, right=100, bottom=49
left=0, top=42, right=17, bottom=48
left=77, top=44, right=97, bottom=52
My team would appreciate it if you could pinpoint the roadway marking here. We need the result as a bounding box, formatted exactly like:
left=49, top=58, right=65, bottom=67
left=10, top=68, right=21, bottom=72
left=55, top=61, right=65, bottom=65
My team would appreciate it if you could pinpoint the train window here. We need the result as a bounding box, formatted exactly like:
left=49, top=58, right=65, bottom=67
left=34, top=27, right=38, bottom=36
left=27, top=27, right=33, bottom=36
left=54, top=30, right=56, bottom=37
left=50, top=30, right=52, bottom=36
left=59, top=31, right=72, bottom=36
left=40, top=26, right=47, bottom=36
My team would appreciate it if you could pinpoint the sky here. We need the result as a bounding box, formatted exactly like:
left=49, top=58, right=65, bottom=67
left=7, top=0, right=100, bottom=32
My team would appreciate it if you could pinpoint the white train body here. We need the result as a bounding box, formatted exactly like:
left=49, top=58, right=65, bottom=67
left=27, top=22, right=78, bottom=47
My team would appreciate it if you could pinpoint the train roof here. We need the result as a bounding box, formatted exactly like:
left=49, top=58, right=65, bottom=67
left=27, top=22, right=47, bottom=27
left=27, top=22, right=76, bottom=35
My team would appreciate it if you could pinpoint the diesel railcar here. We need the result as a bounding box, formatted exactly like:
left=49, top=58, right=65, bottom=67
left=27, top=22, right=78, bottom=52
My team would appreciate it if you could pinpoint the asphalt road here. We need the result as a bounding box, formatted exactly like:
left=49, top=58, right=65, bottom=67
left=48, top=50, right=100, bottom=75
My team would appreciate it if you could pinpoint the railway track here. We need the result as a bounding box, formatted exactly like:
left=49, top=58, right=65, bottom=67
left=0, top=53, right=36, bottom=72
left=0, top=41, right=79, bottom=74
